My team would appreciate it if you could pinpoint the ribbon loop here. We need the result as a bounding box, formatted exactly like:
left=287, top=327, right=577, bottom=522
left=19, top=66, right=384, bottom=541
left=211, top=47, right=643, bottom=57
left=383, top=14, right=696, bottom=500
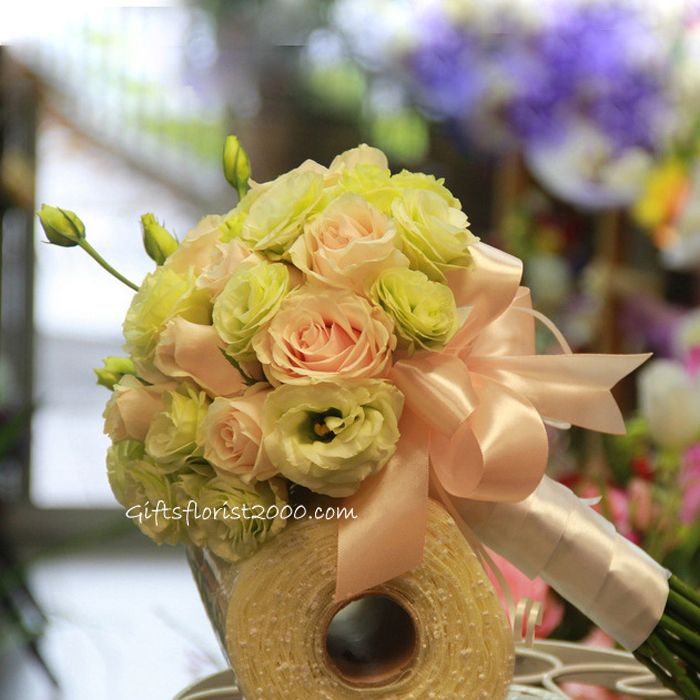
left=336, top=242, right=651, bottom=613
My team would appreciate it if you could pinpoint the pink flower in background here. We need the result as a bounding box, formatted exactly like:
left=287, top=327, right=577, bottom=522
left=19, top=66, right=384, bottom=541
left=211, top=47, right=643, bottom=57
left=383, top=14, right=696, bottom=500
left=686, top=345, right=700, bottom=378
left=580, top=483, right=641, bottom=546
left=681, top=443, right=700, bottom=524
left=486, top=550, right=564, bottom=638
left=561, top=682, right=635, bottom=700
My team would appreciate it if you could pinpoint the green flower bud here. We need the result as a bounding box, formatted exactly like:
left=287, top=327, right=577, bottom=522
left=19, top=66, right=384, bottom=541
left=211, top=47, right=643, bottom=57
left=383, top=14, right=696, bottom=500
left=37, top=204, right=85, bottom=247
left=223, top=136, right=252, bottom=199
left=95, top=356, right=136, bottom=390
left=141, top=213, right=178, bottom=265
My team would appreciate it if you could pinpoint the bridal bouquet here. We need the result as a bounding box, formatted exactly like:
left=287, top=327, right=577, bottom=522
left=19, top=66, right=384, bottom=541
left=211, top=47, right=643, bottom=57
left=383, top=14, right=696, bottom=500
left=39, top=137, right=700, bottom=699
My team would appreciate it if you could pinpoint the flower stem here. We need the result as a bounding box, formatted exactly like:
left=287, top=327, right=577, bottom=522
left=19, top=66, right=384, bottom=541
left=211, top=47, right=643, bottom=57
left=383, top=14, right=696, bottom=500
left=671, top=575, right=700, bottom=609
left=78, top=239, right=139, bottom=291
left=661, top=613, right=700, bottom=653
left=658, top=628, right=700, bottom=676
left=633, top=575, right=700, bottom=700
left=643, top=634, right=700, bottom=700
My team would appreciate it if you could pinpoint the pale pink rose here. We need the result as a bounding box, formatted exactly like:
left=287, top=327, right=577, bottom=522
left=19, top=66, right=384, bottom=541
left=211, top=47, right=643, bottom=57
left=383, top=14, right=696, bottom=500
left=164, top=215, right=222, bottom=275
left=289, top=193, right=409, bottom=294
left=485, top=550, right=564, bottom=639
left=328, top=144, right=389, bottom=173
left=196, top=239, right=260, bottom=298
left=252, top=287, right=396, bottom=385
left=153, top=317, right=248, bottom=398
left=197, top=385, right=275, bottom=481
left=103, top=375, right=177, bottom=442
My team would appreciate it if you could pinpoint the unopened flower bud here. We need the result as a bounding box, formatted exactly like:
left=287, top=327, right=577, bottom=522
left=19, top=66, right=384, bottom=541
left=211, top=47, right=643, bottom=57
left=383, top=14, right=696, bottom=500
left=95, top=356, right=136, bottom=390
left=37, top=204, right=85, bottom=247
left=141, top=213, right=178, bottom=265
left=223, top=136, right=252, bottom=198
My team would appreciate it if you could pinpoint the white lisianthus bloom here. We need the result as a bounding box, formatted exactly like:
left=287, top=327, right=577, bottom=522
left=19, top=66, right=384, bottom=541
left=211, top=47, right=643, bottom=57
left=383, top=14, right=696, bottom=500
left=239, top=168, right=325, bottom=259
left=391, top=188, right=477, bottom=281
left=177, top=468, right=288, bottom=562
left=391, top=170, right=462, bottom=209
left=145, top=383, right=211, bottom=471
left=371, top=267, right=460, bottom=353
left=261, top=380, right=404, bottom=497
left=107, top=440, right=184, bottom=546
left=212, top=259, right=290, bottom=361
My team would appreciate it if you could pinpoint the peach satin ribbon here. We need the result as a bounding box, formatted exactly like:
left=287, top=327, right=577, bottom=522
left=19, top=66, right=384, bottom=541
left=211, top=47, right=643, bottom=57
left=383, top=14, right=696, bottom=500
left=336, top=242, right=649, bottom=602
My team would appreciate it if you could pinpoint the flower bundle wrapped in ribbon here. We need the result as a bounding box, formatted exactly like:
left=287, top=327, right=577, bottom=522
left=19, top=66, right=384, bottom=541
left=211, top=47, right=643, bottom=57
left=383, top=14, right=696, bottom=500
left=39, top=138, right=700, bottom=699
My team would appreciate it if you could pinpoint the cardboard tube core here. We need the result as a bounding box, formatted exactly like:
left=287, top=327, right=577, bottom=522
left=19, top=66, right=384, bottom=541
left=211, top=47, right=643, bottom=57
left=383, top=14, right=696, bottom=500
left=323, top=593, right=419, bottom=687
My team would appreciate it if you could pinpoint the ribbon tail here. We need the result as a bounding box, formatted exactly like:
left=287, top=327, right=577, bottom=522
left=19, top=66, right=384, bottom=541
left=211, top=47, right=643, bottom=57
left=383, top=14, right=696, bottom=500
left=335, top=409, right=430, bottom=602
left=472, top=353, right=651, bottom=434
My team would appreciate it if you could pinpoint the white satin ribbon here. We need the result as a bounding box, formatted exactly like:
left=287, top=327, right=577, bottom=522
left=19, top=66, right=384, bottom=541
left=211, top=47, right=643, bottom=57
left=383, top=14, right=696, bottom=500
left=453, top=476, right=670, bottom=651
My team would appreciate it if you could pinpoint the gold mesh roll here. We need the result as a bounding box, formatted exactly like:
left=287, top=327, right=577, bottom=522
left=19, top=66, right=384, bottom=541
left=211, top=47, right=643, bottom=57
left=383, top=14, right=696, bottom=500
left=206, top=500, right=514, bottom=699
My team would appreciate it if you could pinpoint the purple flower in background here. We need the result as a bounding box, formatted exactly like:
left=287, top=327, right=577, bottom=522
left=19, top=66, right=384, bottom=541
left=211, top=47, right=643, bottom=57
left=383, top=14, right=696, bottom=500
left=404, top=1, right=668, bottom=153
left=508, top=2, right=665, bottom=149
left=407, top=14, right=484, bottom=119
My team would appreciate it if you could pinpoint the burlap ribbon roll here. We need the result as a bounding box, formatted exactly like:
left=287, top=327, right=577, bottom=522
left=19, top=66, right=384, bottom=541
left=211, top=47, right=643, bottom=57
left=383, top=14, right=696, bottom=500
left=189, top=500, right=514, bottom=700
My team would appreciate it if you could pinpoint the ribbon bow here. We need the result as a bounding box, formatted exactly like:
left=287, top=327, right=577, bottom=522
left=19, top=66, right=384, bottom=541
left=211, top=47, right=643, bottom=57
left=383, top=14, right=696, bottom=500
left=335, top=242, right=649, bottom=602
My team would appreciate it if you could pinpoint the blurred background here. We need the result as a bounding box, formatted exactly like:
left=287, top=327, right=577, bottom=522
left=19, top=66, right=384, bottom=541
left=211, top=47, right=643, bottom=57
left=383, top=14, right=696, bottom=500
left=1, top=0, right=700, bottom=698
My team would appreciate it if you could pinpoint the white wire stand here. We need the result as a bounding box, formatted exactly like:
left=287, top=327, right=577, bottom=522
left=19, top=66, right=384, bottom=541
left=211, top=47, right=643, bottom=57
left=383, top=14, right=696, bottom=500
left=514, top=640, right=680, bottom=699
left=172, top=640, right=680, bottom=700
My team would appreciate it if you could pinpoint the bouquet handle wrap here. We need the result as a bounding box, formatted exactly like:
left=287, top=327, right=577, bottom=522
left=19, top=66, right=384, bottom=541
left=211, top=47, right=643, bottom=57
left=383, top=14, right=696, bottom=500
left=453, top=475, right=670, bottom=651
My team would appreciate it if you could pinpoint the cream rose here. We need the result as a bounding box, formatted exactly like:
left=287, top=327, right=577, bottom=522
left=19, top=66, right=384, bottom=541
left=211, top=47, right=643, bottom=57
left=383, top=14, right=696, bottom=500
left=103, top=375, right=177, bottom=443
left=163, top=215, right=223, bottom=275
left=392, top=188, right=478, bottom=282
left=123, top=267, right=212, bottom=381
left=197, top=386, right=274, bottom=481
left=154, top=317, right=246, bottom=398
left=261, top=380, right=404, bottom=497
left=196, top=239, right=260, bottom=298
left=253, top=287, right=396, bottom=385
left=289, top=192, right=408, bottom=293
